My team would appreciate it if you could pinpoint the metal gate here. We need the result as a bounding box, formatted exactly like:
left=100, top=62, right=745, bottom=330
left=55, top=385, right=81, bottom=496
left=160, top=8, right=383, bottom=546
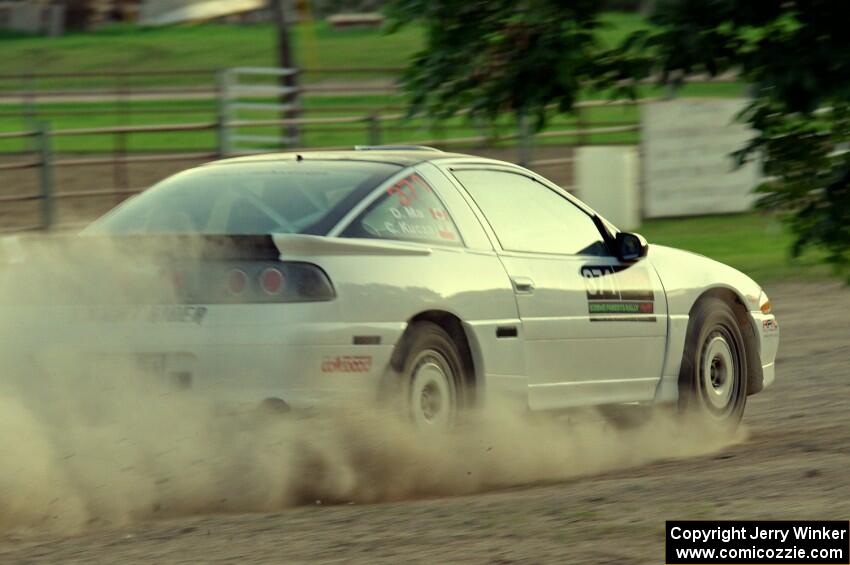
left=218, top=67, right=300, bottom=156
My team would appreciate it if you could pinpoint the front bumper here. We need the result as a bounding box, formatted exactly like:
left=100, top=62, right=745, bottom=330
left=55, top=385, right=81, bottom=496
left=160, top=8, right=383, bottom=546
left=748, top=311, right=780, bottom=391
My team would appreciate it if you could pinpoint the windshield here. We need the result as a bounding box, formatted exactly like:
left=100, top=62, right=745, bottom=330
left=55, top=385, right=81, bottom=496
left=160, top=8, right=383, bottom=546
left=88, top=160, right=401, bottom=235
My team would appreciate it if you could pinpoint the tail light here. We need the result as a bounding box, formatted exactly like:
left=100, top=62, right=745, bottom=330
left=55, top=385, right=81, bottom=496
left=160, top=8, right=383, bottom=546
left=221, top=261, right=333, bottom=303
left=260, top=267, right=284, bottom=295
left=228, top=269, right=248, bottom=295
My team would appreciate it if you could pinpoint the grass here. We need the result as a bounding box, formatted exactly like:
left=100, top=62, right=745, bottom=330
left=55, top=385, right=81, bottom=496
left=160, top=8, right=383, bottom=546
left=0, top=21, right=424, bottom=87
left=0, top=11, right=749, bottom=153
left=638, top=213, right=829, bottom=282
left=0, top=12, right=649, bottom=86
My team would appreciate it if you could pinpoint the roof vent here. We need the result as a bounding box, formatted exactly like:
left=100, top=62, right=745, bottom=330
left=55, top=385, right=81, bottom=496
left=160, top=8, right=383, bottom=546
left=354, top=145, right=443, bottom=152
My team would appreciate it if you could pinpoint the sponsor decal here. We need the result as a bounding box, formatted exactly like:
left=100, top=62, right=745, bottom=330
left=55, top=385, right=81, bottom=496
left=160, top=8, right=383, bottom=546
left=763, top=318, right=779, bottom=332
left=379, top=173, right=461, bottom=244
left=321, top=355, right=373, bottom=374
left=429, top=207, right=449, bottom=220
left=582, top=265, right=656, bottom=321
left=588, top=301, right=654, bottom=314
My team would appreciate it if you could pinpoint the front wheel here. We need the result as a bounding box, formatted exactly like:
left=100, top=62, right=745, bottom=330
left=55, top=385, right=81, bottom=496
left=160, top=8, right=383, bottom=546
left=679, top=297, right=748, bottom=428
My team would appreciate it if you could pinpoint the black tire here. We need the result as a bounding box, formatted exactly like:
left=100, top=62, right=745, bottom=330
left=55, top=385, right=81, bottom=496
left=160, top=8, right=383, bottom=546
left=678, top=297, right=748, bottom=428
left=391, top=321, right=467, bottom=430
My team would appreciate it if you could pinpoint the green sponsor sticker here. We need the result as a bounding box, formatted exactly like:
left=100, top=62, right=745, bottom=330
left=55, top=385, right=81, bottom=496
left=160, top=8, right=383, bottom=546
left=589, top=302, right=651, bottom=314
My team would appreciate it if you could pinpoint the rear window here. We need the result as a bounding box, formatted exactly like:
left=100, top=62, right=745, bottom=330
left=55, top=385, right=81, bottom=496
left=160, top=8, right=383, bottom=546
left=341, top=173, right=463, bottom=246
left=89, top=161, right=401, bottom=235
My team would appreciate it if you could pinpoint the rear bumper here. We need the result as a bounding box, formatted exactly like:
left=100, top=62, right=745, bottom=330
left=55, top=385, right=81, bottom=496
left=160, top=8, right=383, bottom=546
left=191, top=342, right=397, bottom=408
left=15, top=340, right=396, bottom=410
left=3, top=306, right=405, bottom=410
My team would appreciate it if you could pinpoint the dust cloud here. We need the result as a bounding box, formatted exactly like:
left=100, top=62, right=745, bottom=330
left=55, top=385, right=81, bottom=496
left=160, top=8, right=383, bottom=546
left=0, top=234, right=744, bottom=536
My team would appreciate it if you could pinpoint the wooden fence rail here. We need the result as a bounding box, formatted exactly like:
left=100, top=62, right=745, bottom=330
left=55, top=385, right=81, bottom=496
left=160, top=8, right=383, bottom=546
left=0, top=96, right=653, bottom=233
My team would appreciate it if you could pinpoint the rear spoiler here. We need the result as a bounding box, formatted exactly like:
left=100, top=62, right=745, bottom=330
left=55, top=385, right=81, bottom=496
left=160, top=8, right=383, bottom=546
left=1, top=233, right=432, bottom=264
left=0, top=234, right=280, bottom=262
left=272, top=234, right=432, bottom=257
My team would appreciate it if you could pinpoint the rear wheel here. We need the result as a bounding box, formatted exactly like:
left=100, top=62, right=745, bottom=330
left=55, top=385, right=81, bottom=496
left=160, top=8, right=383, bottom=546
left=395, top=322, right=466, bottom=430
left=679, top=298, right=748, bottom=428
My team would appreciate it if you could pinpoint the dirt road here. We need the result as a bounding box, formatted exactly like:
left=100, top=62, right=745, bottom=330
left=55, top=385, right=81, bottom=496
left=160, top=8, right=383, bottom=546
left=0, top=281, right=848, bottom=564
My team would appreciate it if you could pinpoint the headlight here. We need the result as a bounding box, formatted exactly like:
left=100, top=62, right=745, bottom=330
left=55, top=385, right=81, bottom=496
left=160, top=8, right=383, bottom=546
left=758, top=290, right=771, bottom=314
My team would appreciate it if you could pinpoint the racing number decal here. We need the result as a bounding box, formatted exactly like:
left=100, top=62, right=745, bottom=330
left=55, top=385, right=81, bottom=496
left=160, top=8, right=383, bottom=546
left=581, top=265, right=655, bottom=321
left=386, top=173, right=433, bottom=207
left=380, top=174, right=459, bottom=243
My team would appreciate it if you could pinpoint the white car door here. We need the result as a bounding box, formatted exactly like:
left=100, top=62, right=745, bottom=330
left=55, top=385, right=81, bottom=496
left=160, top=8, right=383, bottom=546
left=448, top=166, right=668, bottom=410
left=331, top=164, right=529, bottom=404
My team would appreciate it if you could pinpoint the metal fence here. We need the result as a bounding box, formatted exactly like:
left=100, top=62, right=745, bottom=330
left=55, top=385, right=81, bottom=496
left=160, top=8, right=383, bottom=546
left=219, top=67, right=302, bottom=153
left=0, top=124, right=52, bottom=233
left=0, top=103, right=645, bottom=233
left=0, top=67, right=655, bottom=233
left=0, top=67, right=400, bottom=120
left=0, top=122, right=220, bottom=233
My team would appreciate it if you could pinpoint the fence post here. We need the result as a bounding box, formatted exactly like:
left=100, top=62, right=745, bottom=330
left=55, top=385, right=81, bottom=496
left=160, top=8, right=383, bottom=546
left=576, top=104, right=588, bottom=146
left=286, top=71, right=302, bottom=147
left=216, top=69, right=230, bottom=157
left=113, top=74, right=129, bottom=202
left=22, top=71, right=37, bottom=123
left=35, top=122, right=55, bottom=231
left=429, top=117, right=445, bottom=150
left=473, top=115, right=487, bottom=149
left=366, top=113, right=381, bottom=145
left=22, top=71, right=38, bottom=152
left=113, top=130, right=128, bottom=202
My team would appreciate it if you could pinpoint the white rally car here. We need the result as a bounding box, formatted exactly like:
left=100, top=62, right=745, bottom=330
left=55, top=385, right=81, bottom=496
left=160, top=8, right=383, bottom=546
left=2, top=147, right=779, bottom=428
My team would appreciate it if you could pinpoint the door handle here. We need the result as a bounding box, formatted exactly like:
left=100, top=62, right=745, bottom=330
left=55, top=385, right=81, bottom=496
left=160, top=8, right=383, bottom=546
left=511, top=276, right=535, bottom=293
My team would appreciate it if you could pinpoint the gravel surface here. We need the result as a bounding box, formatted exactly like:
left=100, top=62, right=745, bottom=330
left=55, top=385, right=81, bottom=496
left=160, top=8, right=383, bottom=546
left=0, top=282, right=847, bottom=564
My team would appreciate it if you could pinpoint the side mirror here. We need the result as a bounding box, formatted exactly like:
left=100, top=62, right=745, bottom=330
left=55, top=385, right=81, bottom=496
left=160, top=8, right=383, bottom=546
left=615, top=232, right=648, bottom=262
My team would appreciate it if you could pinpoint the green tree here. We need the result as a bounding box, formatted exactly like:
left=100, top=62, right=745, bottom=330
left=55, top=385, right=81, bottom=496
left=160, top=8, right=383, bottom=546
left=389, top=0, right=850, bottom=275
left=622, top=0, right=850, bottom=274
left=384, top=0, right=619, bottom=126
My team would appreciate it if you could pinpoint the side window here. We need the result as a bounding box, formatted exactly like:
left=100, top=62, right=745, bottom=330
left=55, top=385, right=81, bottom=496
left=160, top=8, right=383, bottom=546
left=452, top=169, right=608, bottom=256
left=341, top=172, right=463, bottom=246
